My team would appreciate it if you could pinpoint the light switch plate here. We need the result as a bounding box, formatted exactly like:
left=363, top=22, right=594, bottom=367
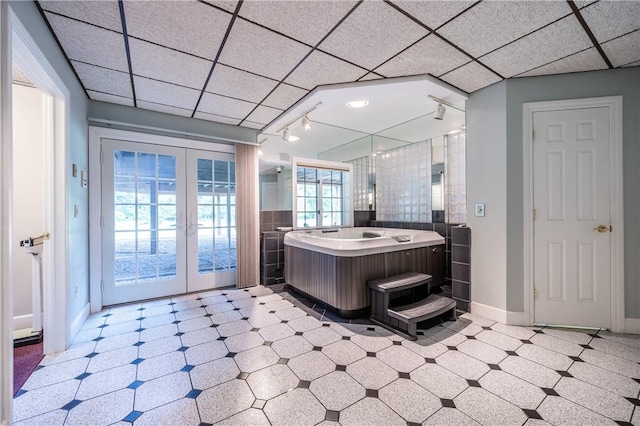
left=475, top=203, right=485, bottom=217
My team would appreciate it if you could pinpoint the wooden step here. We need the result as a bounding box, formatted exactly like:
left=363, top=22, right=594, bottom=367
left=388, top=294, right=457, bottom=324
left=368, top=272, right=432, bottom=293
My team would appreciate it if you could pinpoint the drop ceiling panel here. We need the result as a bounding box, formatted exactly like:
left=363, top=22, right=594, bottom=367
left=128, top=39, right=212, bottom=89
left=440, top=62, right=501, bottom=93
left=137, top=101, right=192, bottom=118
left=39, top=1, right=122, bottom=32
left=201, top=1, right=239, bottom=14
left=244, top=105, right=283, bottom=126
left=390, top=1, right=477, bottom=30
left=238, top=1, right=358, bottom=46
left=205, top=65, right=279, bottom=103
left=376, top=34, right=470, bottom=78
left=194, top=111, right=241, bottom=126
left=87, top=91, right=134, bottom=107
left=218, top=19, right=310, bottom=81
left=319, top=1, right=429, bottom=70
left=438, top=1, right=572, bottom=58
left=284, top=50, right=367, bottom=90
left=134, top=76, right=201, bottom=111
left=72, top=61, right=132, bottom=98
left=124, top=1, right=231, bottom=59
left=581, top=1, right=640, bottom=44
left=623, top=60, right=640, bottom=67
left=358, top=73, right=383, bottom=82
left=12, top=63, right=34, bottom=87
left=601, top=31, right=640, bottom=68
left=241, top=121, right=264, bottom=130
left=45, top=13, right=129, bottom=72
left=517, top=48, right=607, bottom=78
left=262, top=83, right=308, bottom=110
left=197, top=92, right=256, bottom=119
left=480, top=15, right=592, bottom=78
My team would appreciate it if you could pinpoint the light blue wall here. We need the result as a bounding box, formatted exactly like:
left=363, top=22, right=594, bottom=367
left=504, top=67, right=640, bottom=318
left=10, top=1, right=91, bottom=332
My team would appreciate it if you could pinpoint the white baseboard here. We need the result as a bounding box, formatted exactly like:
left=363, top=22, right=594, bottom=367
left=470, top=302, right=529, bottom=326
left=70, top=303, right=90, bottom=344
left=12, top=313, right=41, bottom=331
left=624, top=318, right=640, bottom=334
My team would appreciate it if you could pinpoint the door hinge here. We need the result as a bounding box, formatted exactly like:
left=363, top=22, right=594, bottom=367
left=100, top=148, right=104, bottom=163
left=532, top=130, right=535, bottom=142
left=532, top=209, right=537, bottom=221
left=533, top=289, right=537, bottom=301
left=101, top=280, right=104, bottom=293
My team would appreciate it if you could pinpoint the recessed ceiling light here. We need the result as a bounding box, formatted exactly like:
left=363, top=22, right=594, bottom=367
left=346, top=100, right=369, bottom=109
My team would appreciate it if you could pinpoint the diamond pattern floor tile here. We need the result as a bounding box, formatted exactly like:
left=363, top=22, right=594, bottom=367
left=14, top=285, right=640, bottom=426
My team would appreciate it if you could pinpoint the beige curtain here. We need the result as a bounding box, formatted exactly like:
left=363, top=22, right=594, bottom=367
left=235, top=143, right=260, bottom=288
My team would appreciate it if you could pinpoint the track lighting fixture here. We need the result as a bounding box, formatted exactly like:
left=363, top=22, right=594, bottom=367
left=282, top=127, right=299, bottom=142
left=302, top=115, right=312, bottom=130
left=434, top=102, right=446, bottom=120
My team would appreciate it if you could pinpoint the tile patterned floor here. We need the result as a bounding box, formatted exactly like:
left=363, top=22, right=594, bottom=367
left=13, top=285, right=640, bottom=425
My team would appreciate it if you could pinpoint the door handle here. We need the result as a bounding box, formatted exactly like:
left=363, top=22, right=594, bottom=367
left=594, top=225, right=611, bottom=233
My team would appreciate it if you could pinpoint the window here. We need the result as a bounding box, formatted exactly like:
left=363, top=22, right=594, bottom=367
left=292, top=158, right=352, bottom=229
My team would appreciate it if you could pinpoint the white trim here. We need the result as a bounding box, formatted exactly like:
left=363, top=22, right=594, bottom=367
left=88, top=126, right=236, bottom=312
left=13, top=313, right=37, bottom=331
left=70, top=302, right=90, bottom=343
left=624, top=318, right=640, bottom=335
left=470, top=302, right=528, bottom=326
left=506, top=310, right=527, bottom=326
left=522, top=96, right=624, bottom=332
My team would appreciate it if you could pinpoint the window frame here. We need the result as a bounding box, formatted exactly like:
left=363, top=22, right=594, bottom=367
left=291, top=157, right=353, bottom=230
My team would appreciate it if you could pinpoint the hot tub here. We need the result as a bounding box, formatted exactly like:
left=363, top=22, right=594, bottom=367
left=284, top=227, right=445, bottom=317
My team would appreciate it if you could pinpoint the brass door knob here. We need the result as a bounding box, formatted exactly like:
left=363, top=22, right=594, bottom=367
left=594, top=225, right=611, bottom=233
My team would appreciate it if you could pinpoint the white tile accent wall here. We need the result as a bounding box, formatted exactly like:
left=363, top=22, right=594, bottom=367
left=376, top=140, right=431, bottom=223
left=446, top=132, right=467, bottom=224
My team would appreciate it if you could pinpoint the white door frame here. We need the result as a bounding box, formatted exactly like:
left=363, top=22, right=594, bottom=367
left=1, top=5, right=70, bottom=422
left=523, top=96, right=624, bottom=332
left=88, top=126, right=235, bottom=313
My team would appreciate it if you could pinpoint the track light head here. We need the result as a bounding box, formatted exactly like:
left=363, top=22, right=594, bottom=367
left=282, top=127, right=299, bottom=142
left=434, top=103, right=446, bottom=120
left=302, top=115, right=312, bottom=130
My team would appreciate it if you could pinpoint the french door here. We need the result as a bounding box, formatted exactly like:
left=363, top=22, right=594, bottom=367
left=101, top=139, right=236, bottom=305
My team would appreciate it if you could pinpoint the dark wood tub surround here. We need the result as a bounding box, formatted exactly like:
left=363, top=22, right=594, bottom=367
left=284, top=244, right=444, bottom=318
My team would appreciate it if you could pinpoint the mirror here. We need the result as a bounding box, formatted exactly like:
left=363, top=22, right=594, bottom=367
left=259, top=165, right=292, bottom=211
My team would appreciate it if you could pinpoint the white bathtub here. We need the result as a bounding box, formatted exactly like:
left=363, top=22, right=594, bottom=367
left=283, top=227, right=444, bottom=257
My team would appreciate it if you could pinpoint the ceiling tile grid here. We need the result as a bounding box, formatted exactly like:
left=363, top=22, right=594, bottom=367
left=193, top=111, right=241, bottom=126
left=136, top=101, right=193, bottom=118
left=601, top=31, right=640, bottom=68
left=239, top=121, right=265, bottom=130
left=86, top=90, right=133, bottom=107
left=580, top=1, right=640, bottom=45
left=197, top=92, right=256, bottom=119
left=284, top=50, right=368, bottom=90
left=39, top=0, right=122, bottom=32
left=133, top=77, right=201, bottom=111
left=124, top=1, right=232, bottom=60
left=479, top=14, right=593, bottom=78
left=262, top=84, right=309, bottom=110
left=205, top=65, right=279, bottom=104
left=71, top=61, right=132, bottom=99
left=439, top=61, right=502, bottom=93
left=517, top=47, right=608, bottom=78
left=243, top=105, right=284, bottom=126
left=375, top=34, right=471, bottom=79
left=128, top=38, right=212, bottom=90
left=390, top=1, right=477, bottom=31
left=358, top=73, right=384, bottom=82
left=318, top=1, right=429, bottom=71
left=218, top=19, right=311, bottom=81
left=45, top=13, right=129, bottom=73
left=437, top=1, right=573, bottom=58
left=238, top=1, right=358, bottom=46
left=201, top=1, right=239, bottom=14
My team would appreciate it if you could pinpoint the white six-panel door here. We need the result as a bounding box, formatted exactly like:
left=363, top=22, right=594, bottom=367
left=533, top=107, right=611, bottom=328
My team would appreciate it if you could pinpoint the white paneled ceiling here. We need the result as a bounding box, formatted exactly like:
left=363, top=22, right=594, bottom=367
left=36, top=0, right=639, bottom=133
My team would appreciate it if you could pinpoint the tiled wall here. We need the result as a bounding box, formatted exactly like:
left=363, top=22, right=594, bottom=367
left=451, top=226, right=471, bottom=313
left=259, top=211, right=293, bottom=285
left=354, top=210, right=376, bottom=227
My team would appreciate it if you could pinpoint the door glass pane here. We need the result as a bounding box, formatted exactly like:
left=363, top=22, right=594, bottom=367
left=113, top=150, right=178, bottom=286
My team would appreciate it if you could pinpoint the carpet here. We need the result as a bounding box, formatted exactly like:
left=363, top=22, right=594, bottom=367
left=13, top=341, right=44, bottom=397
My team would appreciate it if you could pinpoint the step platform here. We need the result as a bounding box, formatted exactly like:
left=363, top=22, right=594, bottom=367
left=388, top=294, right=457, bottom=339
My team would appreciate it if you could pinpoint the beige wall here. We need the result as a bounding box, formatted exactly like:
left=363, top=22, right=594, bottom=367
left=11, top=83, right=44, bottom=330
